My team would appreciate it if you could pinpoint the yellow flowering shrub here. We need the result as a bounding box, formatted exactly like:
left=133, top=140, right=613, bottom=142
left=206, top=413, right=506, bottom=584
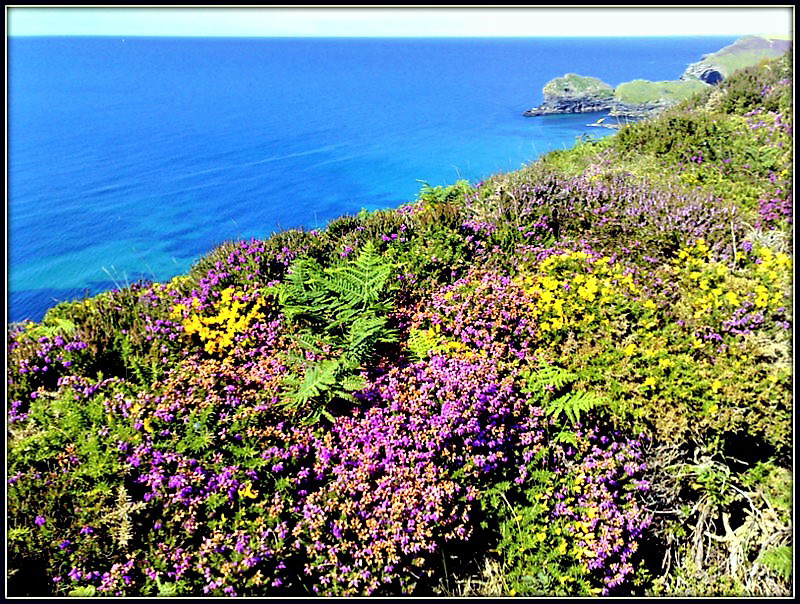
left=171, top=287, right=265, bottom=355
left=515, top=250, right=641, bottom=350
left=672, top=239, right=790, bottom=337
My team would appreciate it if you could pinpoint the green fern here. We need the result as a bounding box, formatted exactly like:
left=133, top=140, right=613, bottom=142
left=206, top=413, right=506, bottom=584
left=278, top=257, right=331, bottom=326
left=279, top=242, right=396, bottom=338
left=545, top=390, right=605, bottom=425
left=523, top=363, right=605, bottom=445
left=340, top=372, right=368, bottom=393
left=324, top=245, right=392, bottom=310
left=525, top=363, right=579, bottom=396
left=345, top=314, right=397, bottom=363
left=277, top=241, right=398, bottom=423
left=759, top=545, right=792, bottom=581
left=290, top=359, right=341, bottom=405
left=282, top=357, right=366, bottom=423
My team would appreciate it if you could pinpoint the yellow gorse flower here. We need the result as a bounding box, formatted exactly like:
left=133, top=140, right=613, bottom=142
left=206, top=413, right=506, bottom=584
left=673, top=239, right=791, bottom=323
left=238, top=482, right=259, bottom=499
left=516, top=250, right=642, bottom=339
left=174, top=287, right=265, bottom=354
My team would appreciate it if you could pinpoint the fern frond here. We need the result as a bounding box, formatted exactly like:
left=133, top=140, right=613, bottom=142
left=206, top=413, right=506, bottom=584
left=407, top=327, right=440, bottom=361
left=291, top=359, right=340, bottom=405
left=291, top=331, right=327, bottom=355
left=340, top=373, right=367, bottom=392
left=553, top=429, right=578, bottom=445
left=527, top=363, right=578, bottom=394
left=525, top=468, right=554, bottom=487
left=276, top=240, right=398, bottom=423
left=346, top=315, right=396, bottom=362
left=545, top=390, right=605, bottom=425
left=759, top=545, right=792, bottom=581
left=324, top=241, right=394, bottom=309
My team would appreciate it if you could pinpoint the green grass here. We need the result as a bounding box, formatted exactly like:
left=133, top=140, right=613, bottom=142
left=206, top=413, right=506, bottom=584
left=543, top=73, right=614, bottom=97
left=614, top=79, right=710, bottom=104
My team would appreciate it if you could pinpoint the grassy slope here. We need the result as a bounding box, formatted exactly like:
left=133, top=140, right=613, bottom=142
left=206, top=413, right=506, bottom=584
left=543, top=73, right=614, bottom=97
left=614, top=78, right=710, bottom=104
left=6, top=51, right=793, bottom=598
left=694, top=35, right=793, bottom=75
left=611, top=36, right=790, bottom=107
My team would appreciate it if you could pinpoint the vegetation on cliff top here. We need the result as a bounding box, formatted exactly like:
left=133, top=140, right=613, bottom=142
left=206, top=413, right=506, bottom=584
left=6, top=50, right=793, bottom=597
left=613, top=78, right=710, bottom=105
left=530, top=36, right=792, bottom=116
left=683, top=35, right=793, bottom=81
left=542, top=73, right=614, bottom=97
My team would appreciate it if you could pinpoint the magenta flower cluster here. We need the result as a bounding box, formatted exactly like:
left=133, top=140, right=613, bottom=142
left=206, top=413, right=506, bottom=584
left=548, top=425, right=651, bottom=594
left=411, top=268, right=539, bottom=360
left=293, top=354, right=543, bottom=594
left=756, top=189, right=792, bottom=230
left=7, top=331, right=89, bottom=420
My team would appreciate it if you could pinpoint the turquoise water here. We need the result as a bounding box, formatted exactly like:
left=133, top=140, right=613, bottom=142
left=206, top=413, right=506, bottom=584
left=8, top=36, right=738, bottom=322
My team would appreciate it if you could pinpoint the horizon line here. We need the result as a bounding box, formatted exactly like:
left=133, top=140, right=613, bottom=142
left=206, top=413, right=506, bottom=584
left=7, top=33, right=777, bottom=39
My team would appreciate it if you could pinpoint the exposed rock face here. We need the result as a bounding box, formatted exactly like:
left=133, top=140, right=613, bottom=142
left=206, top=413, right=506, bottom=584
left=525, top=36, right=792, bottom=119
left=609, top=100, right=673, bottom=119
left=524, top=74, right=614, bottom=116
left=682, top=65, right=725, bottom=85
left=523, top=75, right=684, bottom=119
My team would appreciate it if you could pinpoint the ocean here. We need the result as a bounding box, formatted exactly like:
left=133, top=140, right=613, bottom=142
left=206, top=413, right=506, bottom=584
left=7, top=36, right=739, bottom=323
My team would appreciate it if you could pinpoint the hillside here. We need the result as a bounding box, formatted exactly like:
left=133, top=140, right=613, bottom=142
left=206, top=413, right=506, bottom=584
left=681, top=35, right=792, bottom=84
left=525, top=35, right=792, bottom=119
left=6, top=49, right=793, bottom=597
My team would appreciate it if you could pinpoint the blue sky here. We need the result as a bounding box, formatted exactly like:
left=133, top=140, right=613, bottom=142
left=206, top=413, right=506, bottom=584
left=6, top=7, right=794, bottom=38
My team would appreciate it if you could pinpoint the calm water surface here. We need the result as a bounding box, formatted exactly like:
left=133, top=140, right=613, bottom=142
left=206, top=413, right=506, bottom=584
left=8, top=36, right=738, bottom=322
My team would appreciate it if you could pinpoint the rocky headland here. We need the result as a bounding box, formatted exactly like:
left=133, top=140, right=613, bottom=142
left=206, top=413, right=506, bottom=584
left=523, top=73, right=614, bottom=116
left=681, top=35, right=792, bottom=84
left=524, top=35, right=792, bottom=122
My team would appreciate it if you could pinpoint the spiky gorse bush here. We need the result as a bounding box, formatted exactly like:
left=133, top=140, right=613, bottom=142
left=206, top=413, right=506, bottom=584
left=171, top=286, right=268, bottom=354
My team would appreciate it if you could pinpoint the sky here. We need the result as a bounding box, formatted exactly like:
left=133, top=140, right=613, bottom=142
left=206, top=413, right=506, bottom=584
left=5, top=6, right=795, bottom=38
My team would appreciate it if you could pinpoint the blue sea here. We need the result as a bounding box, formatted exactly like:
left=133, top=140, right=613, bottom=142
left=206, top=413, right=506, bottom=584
left=8, top=36, right=739, bottom=323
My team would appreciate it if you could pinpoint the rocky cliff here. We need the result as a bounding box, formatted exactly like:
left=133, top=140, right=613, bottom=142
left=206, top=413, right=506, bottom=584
left=525, top=35, right=792, bottom=119
left=680, top=35, right=792, bottom=84
left=523, top=75, right=708, bottom=119
left=523, top=73, right=614, bottom=116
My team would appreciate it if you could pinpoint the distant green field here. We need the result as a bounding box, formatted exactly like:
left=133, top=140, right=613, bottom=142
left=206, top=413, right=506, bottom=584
left=614, top=79, right=709, bottom=104
left=711, top=50, right=787, bottom=74
left=692, top=35, right=792, bottom=76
